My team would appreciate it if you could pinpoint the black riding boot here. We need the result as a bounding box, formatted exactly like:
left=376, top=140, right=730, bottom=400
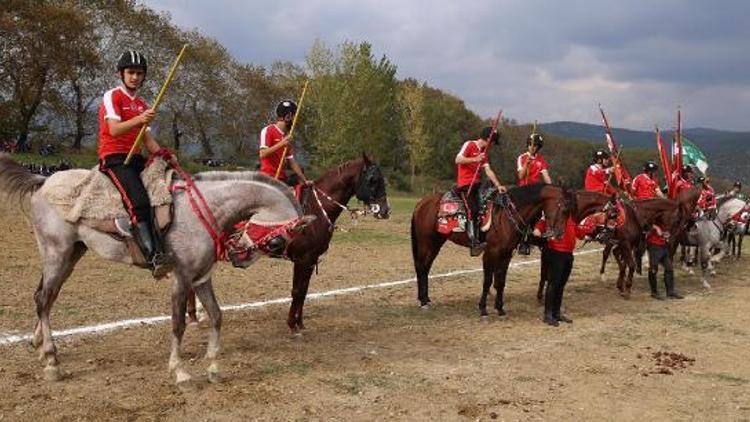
left=468, top=220, right=485, bottom=257
left=648, top=271, right=663, bottom=300
left=543, top=284, right=559, bottom=327
left=664, top=270, right=683, bottom=299
left=132, top=221, right=174, bottom=279
left=517, top=232, right=531, bottom=255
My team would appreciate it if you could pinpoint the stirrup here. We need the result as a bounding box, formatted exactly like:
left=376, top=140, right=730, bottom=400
left=470, top=242, right=486, bottom=257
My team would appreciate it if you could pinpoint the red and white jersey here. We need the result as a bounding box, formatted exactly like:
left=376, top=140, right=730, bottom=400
left=517, top=153, right=548, bottom=186
left=631, top=173, right=660, bottom=199
left=97, top=86, right=149, bottom=159
left=456, top=140, right=487, bottom=187
left=698, top=185, right=717, bottom=210
left=674, top=178, right=694, bottom=197
left=258, top=123, right=293, bottom=181
left=585, top=164, right=615, bottom=194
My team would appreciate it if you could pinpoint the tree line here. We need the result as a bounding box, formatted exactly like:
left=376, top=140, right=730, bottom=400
left=1, top=0, right=652, bottom=192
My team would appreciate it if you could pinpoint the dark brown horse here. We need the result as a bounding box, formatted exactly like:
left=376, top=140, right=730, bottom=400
left=411, top=183, right=569, bottom=319
left=284, top=155, right=390, bottom=333
left=598, top=187, right=701, bottom=297
left=187, top=156, right=390, bottom=334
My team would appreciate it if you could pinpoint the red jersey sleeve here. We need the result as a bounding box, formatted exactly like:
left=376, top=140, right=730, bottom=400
left=102, top=89, right=123, bottom=121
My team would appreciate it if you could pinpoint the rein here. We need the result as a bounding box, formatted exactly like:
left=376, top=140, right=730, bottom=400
left=170, top=163, right=228, bottom=261
left=309, top=185, right=347, bottom=231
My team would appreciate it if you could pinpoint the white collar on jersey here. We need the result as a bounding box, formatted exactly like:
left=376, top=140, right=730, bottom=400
left=118, top=86, right=138, bottom=100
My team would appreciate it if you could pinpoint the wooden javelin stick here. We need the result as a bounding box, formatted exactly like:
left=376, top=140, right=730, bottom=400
left=125, top=43, right=189, bottom=165
left=274, top=80, right=309, bottom=179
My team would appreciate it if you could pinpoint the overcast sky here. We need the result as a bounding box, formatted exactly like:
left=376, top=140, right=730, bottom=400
left=145, top=0, right=750, bottom=131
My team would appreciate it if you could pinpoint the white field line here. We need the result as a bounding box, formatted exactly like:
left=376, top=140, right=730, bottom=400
left=0, top=248, right=603, bottom=347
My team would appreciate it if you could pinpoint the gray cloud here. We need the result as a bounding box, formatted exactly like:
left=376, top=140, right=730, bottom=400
left=145, top=0, right=750, bottom=130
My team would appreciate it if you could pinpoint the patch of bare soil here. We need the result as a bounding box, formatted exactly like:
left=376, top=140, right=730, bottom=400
left=1, top=203, right=750, bottom=421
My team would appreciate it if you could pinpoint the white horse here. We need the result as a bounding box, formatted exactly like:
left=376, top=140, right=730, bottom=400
left=686, top=198, right=747, bottom=287
left=719, top=197, right=749, bottom=259
left=0, top=154, right=306, bottom=385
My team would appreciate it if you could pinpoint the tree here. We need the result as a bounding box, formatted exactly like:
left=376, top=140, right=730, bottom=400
left=399, top=79, right=430, bottom=190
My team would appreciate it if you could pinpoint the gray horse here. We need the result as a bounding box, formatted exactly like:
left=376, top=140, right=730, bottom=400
left=0, top=154, right=305, bottom=385
left=719, top=197, right=748, bottom=259
left=685, top=198, right=746, bottom=287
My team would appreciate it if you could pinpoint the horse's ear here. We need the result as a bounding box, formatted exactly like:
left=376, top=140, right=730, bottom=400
left=362, top=152, right=372, bottom=165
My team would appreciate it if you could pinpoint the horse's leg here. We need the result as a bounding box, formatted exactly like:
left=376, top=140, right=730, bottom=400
left=699, top=246, right=711, bottom=289
left=288, top=259, right=315, bottom=334
left=600, top=244, right=612, bottom=282
left=193, top=279, right=222, bottom=383
left=739, top=233, right=744, bottom=258
left=168, top=275, right=192, bottom=386
left=186, top=288, right=198, bottom=325
left=613, top=247, right=627, bottom=297
left=477, top=253, right=496, bottom=321
left=414, top=229, right=447, bottom=308
left=624, top=246, right=636, bottom=298
left=34, top=241, right=86, bottom=381
left=492, top=254, right=512, bottom=317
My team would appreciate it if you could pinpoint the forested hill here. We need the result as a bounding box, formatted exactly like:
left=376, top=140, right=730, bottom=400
left=541, top=121, right=750, bottom=184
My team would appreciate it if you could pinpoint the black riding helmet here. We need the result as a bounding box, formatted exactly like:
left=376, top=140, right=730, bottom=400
left=681, top=164, right=694, bottom=175
left=527, top=133, right=544, bottom=150
left=643, top=161, right=658, bottom=172
left=696, top=176, right=706, bottom=184
left=734, top=181, right=742, bottom=189
left=276, top=100, right=298, bottom=118
left=117, top=50, right=148, bottom=74
left=480, top=126, right=499, bottom=144
left=593, top=149, right=609, bottom=162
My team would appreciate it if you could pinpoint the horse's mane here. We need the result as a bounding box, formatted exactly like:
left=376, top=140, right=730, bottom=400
left=193, top=170, right=300, bottom=212
left=315, top=159, right=364, bottom=185
left=507, top=183, right=548, bottom=208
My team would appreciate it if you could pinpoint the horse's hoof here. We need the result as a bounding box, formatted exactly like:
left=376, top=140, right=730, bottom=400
left=496, top=309, right=507, bottom=317
left=479, top=315, right=490, bottom=323
left=176, top=377, right=197, bottom=392
left=702, top=280, right=712, bottom=289
left=710, top=270, right=717, bottom=276
left=290, top=330, right=303, bottom=339
left=43, top=365, right=63, bottom=382
left=419, top=302, right=433, bottom=310
left=600, top=273, right=606, bottom=283
left=207, top=363, right=221, bottom=384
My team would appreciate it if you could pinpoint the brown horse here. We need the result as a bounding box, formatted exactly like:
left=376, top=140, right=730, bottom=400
left=598, top=187, right=701, bottom=297
left=535, top=190, right=617, bottom=303
left=411, top=183, right=569, bottom=319
left=188, top=155, right=391, bottom=334
left=284, top=155, right=390, bottom=333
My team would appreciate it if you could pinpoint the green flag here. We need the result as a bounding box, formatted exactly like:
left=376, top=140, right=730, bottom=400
left=681, top=136, right=709, bottom=175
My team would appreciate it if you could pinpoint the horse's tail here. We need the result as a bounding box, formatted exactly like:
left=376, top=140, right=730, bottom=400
left=0, top=153, right=46, bottom=206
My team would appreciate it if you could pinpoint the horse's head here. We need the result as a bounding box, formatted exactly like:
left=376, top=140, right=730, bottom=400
left=528, top=184, right=570, bottom=239
left=354, top=154, right=390, bottom=219
left=571, top=190, right=614, bottom=223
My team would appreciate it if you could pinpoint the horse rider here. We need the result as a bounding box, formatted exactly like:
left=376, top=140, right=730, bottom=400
left=646, top=222, right=683, bottom=300
left=631, top=161, right=665, bottom=200
left=723, top=181, right=744, bottom=200
left=673, top=165, right=695, bottom=197
left=516, top=130, right=552, bottom=253
left=584, top=150, right=618, bottom=195
left=258, top=100, right=309, bottom=186
left=696, top=176, right=717, bottom=218
left=98, top=50, right=176, bottom=278
left=455, top=126, right=507, bottom=256
left=517, top=132, right=552, bottom=186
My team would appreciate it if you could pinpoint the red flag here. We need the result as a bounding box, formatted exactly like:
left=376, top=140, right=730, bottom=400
left=599, top=106, right=632, bottom=195
left=656, top=128, right=674, bottom=198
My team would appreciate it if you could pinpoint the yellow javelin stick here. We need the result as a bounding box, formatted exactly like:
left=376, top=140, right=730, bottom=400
left=125, top=43, right=189, bottom=165
left=274, top=80, right=309, bottom=179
